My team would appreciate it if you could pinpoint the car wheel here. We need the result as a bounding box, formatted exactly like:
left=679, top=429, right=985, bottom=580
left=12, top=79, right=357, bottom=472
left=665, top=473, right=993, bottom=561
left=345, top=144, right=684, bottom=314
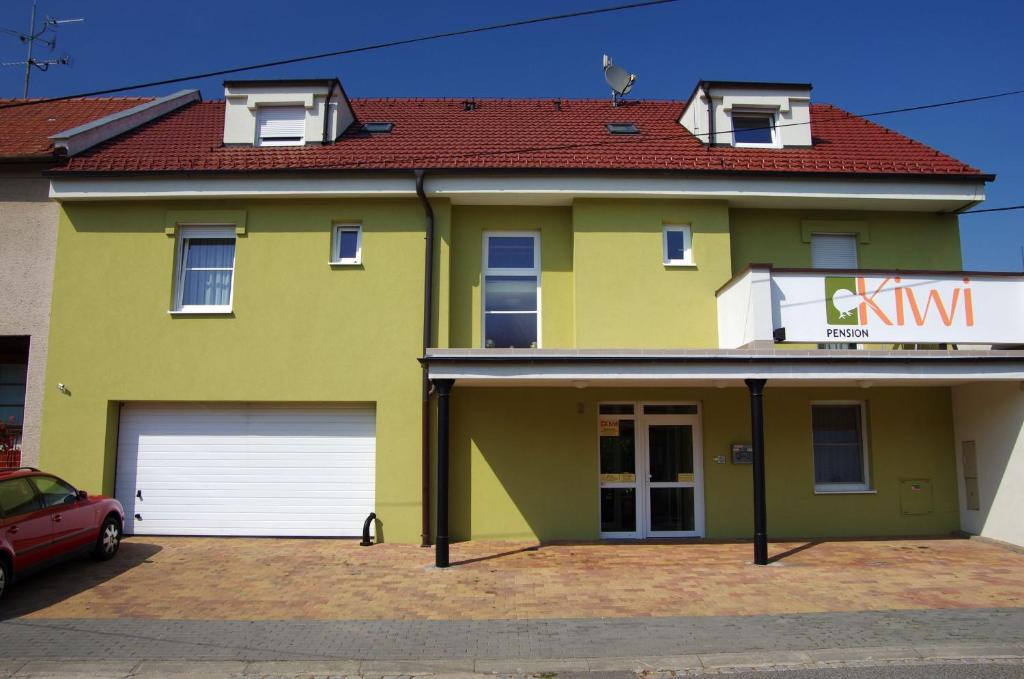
left=93, top=517, right=122, bottom=561
left=0, top=556, right=9, bottom=601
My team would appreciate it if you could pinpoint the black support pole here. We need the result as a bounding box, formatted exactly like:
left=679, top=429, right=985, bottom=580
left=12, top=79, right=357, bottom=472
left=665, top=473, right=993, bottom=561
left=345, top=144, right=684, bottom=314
left=745, top=378, right=769, bottom=566
left=434, top=378, right=454, bottom=568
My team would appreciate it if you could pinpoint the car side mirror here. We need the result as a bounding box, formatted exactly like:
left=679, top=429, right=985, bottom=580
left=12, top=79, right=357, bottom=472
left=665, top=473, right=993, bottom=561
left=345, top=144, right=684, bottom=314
left=77, top=490, right=88, bottom=501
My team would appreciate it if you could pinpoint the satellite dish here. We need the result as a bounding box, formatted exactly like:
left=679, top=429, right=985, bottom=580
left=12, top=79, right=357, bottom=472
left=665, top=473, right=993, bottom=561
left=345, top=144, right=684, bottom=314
left=603, top=54, right=636, bottom=106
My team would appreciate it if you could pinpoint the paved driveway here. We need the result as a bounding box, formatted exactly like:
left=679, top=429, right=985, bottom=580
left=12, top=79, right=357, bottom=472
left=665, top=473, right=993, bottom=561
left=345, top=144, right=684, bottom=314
left=1, top=536, right=1021, bottom=621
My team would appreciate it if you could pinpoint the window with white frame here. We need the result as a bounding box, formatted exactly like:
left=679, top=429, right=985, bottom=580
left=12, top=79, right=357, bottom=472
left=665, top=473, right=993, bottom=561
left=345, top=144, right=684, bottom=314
left=331, top=224, right=362, bottom=265
left=811, top=403, right=870, bottom=492
left=663, top=225, right=693, bottom=265
left=173, top=226, right=237, bottom=313
left=483, top=232, right=540, bottom=349
left=256, top=105, right=305, bottom=146
left=731, top=110, right=777, bottom=147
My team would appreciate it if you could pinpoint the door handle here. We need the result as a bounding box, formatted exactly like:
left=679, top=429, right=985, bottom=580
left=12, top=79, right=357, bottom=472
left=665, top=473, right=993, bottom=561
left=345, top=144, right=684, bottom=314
left=53, top=514, right=62, bottom=523
left=7, top=525, right=17, bottom=534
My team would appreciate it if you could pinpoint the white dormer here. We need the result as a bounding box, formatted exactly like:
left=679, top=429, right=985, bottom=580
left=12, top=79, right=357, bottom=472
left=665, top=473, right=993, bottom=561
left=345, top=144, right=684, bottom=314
left=222, top=78, right=355, bottom=147
left=680, top=80, right=813, bottom=148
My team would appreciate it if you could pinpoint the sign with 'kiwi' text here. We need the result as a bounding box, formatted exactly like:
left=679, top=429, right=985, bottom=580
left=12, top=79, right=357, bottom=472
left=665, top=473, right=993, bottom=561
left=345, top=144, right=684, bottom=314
left=772, top=271, right=1024, bottom=344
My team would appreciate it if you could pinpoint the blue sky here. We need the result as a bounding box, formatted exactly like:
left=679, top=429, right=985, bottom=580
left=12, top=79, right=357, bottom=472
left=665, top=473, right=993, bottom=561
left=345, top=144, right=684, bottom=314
left=1, top=0, right=1021, bottom=270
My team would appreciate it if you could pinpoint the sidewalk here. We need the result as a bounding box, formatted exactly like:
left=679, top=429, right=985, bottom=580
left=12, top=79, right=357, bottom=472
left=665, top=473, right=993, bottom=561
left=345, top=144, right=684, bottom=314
left=1, top=646, right=1023, bottom=677
left=1, top=608, right=1022, bottom=676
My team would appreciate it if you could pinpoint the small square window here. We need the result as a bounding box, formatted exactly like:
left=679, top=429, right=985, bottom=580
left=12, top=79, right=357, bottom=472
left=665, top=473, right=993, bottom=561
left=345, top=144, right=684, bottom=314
left=663, top=226, right=693, bottom=266
left=607, top=122, right=639, bottom=134
left=361, top=122, right=394, bottom=133
left=732, top=112, right=776, bottom=147
left=173, top=226, right=236, bottom=313
left=332, top=225, right=362, bottom=265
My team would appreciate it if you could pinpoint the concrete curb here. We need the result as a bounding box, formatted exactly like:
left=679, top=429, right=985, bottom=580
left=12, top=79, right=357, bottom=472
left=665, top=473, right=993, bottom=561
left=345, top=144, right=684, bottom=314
left=1, top=643, right=1023, bottom=677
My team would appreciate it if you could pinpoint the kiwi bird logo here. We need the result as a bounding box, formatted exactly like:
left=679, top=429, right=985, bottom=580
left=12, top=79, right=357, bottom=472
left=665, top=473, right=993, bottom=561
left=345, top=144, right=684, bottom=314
left=831, top=288, right=859, bottom=320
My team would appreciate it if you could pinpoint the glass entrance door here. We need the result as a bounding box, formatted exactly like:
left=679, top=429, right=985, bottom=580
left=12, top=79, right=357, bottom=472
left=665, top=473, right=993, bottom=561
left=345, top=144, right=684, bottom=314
left=645, top=418, right=701, bottom=537
left=598, top=408, right=638, bottom=538
left=598, top=403, right=704, bottom=538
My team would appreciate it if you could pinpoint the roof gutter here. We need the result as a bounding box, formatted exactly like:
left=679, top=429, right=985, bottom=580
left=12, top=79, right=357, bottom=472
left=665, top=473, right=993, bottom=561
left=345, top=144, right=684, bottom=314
left=415, top=169, right=435, bottom=548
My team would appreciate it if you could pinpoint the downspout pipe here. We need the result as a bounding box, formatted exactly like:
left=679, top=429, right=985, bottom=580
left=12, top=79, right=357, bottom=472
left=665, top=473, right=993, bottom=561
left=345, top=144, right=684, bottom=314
left=415, top=169, right=435, bottom=548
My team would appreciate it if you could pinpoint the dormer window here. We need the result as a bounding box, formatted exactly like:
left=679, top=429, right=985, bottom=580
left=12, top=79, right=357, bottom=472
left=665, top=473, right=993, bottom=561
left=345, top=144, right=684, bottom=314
left=256, top=106, right=305, bottom=146
left=224, top=79, right=356, bottom=147
left=731, top=111, right=777, bottom=147
left=679, top=81, right=812, bottom=148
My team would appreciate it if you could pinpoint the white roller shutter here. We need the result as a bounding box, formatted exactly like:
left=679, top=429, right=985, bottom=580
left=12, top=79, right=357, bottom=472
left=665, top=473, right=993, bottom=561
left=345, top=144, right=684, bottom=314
left=811, top=234, right=858, bottom=269
left=256, top=106, right=305, bottom=146
left=115, top=403, right=375, bottom=537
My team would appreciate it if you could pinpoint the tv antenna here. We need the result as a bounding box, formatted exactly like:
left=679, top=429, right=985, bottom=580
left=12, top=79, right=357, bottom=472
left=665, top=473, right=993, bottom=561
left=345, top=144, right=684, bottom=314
left=603, top=54, right=636, bottom=107
left=1, top=0, right=84, bottom=97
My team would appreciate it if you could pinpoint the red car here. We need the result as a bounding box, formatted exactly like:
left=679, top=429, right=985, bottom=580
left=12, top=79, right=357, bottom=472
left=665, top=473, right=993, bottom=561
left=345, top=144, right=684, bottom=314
left=0, top=467, right=125, bottom=600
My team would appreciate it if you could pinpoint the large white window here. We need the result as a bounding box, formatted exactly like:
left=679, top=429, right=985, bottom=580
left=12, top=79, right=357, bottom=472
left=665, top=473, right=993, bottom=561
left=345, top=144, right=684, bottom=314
left=731, top=110, right=778, bottom=148
left=483, top=232, right=540, bottom=349
left=811, top=403, right=870, bottom=493
left=173, top=226, right=236, bottom=313
left=662, top=225, right=693, bottom=266
left=256, top=106, right=305, bottom=146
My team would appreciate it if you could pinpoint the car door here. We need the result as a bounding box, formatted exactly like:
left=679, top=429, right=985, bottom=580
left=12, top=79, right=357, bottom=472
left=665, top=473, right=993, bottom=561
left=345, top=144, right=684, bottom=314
left=0, top=477, right=52, bottom=571
left=29, top=476, right=95, bottom=553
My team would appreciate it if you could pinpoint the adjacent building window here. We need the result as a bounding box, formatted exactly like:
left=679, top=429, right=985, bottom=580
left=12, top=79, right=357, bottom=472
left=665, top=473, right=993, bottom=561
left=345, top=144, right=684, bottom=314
left=256, top=106, right=305, bottom=146
left=663, top=226, right=693, bottom=265
left=0, top=363, right=27, bottom=431
left=483, top=232, right=540, bottom=348
left=731, top=111, right=777, bottom=147
left=812, top=403, right=870, bottom=492
left=331, top=225, right=362, bottom=265
left=173, top=226, right=237, bottom=313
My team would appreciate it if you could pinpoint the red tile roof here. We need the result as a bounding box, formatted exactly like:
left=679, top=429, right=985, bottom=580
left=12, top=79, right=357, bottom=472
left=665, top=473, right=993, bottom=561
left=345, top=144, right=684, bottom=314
left=55, top=98, right=987, bottom=179
left=0, top=97, right=153, bottom=161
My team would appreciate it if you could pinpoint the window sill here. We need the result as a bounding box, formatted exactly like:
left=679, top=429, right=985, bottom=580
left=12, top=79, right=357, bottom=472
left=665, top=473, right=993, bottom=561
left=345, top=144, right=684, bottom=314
left=329, top=260, right=362, bottom=267
left=664, top=262, right=697, bottom=268
left=168, top=308, right=233, bottom=316
left=814, top=488, right=876, bottom=495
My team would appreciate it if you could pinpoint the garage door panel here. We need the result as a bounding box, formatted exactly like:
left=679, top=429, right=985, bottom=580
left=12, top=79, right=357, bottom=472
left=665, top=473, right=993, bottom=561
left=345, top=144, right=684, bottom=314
left=116, top=404, right=376, bottom=537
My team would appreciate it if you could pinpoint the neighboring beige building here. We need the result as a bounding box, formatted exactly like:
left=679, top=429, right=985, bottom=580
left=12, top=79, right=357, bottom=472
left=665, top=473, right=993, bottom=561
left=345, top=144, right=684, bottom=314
left=0, top=91, right=198, bottom=465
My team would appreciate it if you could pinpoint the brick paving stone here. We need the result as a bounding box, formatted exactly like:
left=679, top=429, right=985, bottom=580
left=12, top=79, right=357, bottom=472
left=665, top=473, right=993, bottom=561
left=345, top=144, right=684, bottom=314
left=1, top=537, right=1021, bottom=622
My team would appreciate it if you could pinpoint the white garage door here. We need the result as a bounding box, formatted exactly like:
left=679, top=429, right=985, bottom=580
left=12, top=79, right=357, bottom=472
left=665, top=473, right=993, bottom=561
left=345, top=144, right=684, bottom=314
left=115, top=404, right=375, bottom=537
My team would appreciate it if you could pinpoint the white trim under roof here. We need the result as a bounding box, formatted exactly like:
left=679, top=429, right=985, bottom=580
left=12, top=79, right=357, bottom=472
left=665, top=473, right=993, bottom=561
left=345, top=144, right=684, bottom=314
left=49, top=172, right=986, bottom=212
left=422, top=348, right=1024, bottom=387
left=49, top=90, right=201, bottom=157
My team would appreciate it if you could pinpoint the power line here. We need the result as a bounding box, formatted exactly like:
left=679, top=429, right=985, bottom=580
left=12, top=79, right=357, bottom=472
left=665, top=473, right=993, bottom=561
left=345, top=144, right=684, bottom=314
left=0, top=0, right=680, bottom=108
left=961, top=204, right=1024, bottom=215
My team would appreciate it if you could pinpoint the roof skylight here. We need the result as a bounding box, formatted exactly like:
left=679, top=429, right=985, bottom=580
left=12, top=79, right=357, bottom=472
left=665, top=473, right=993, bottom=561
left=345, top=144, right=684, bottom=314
left=607, top=122, right=639, bottom=134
